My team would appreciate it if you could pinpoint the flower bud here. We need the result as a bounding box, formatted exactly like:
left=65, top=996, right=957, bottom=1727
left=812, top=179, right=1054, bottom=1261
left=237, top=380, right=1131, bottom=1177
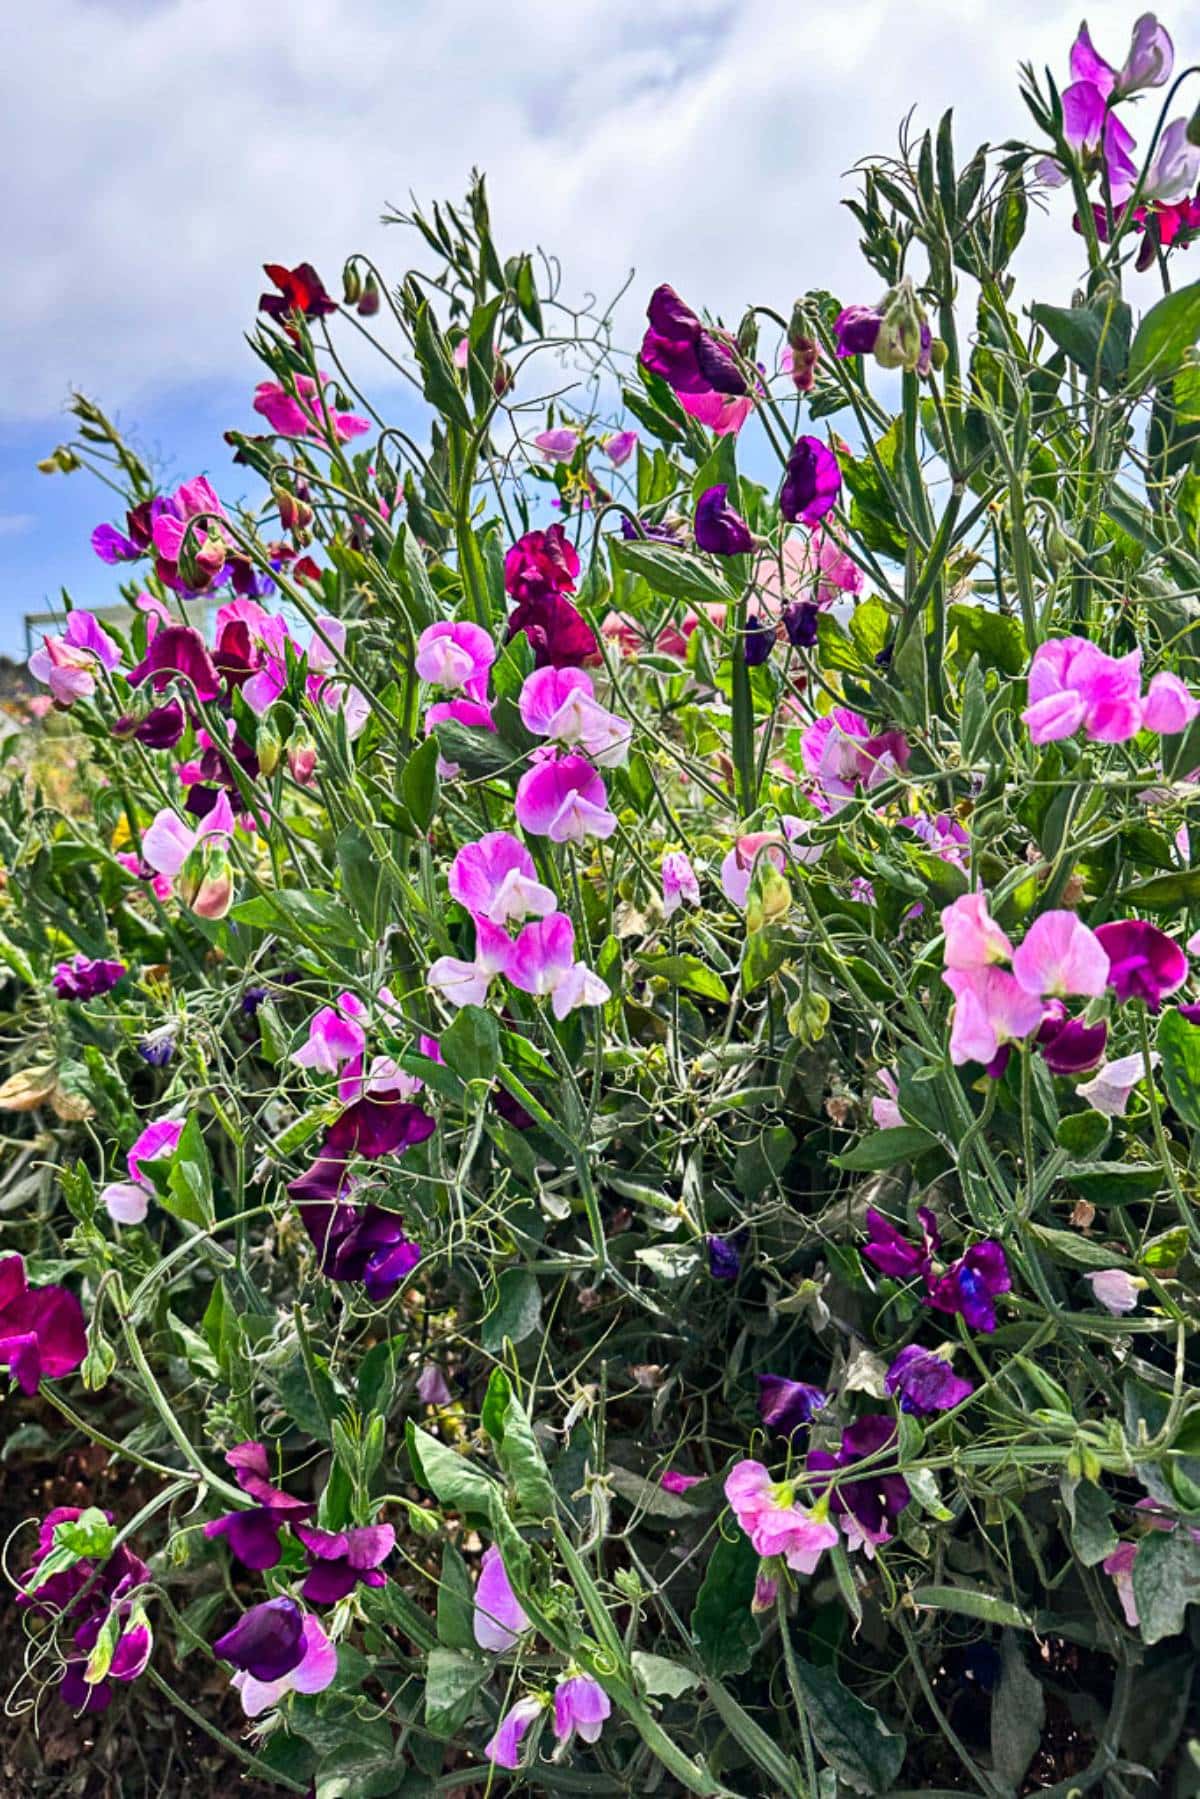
left=342, top=262, right=363, bottom=305
left=358, top=273, right=381, bottom=317
left=194, top=527, right=227, bottom=581
left=256, top=715, right=283, bottom=778
left=179, top=842, right=235, bottom=920
left=274, top=484, right=313, bottom=538
left=874, top=277, right=931, bottom=375
left=38, top=446, right=81, bottom=475
left=288, top=727, right=317, bottom=785
left=736, top=308, right=759, bottom=360
left=746, top=862, right=791, bottom=933
left=82, top=1334, right=117, bottom=1391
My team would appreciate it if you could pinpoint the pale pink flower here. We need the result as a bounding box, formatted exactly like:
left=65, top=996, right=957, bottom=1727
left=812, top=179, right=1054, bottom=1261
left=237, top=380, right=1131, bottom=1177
left=1078, top=1051, right=1158, bottom=1117
left=1086, top=1269, right=1140, bottom=1315
left=724, top=1461, right=838, bottom=1574
left=871, top=1069, right=903, bottom=1131
left=720, top=818, right=821, bottom=908
left=141, top=789, right=236, bottom=885
left=1011, top=910, right=1110, bottom=998
left=661, top=850, right=701, bottom=918
left=800, top=709, right=908, bottom=810
left=518, top=666, right=631, bottom=766
left=533, top=427, right=579, bottom=463
left=941, top=892, right=1013, bottom=971
left=415, top=621, right=495, bottom=703
left=754, top=530, right=863, bottom=613
left=100, top=1116, right=184, bottom=1225
left=448, top=832, right=556, bottom=925
left=29, top=612, right=121, bottom=705
left=514, top=753, right=617, bottom=844
left=428, top=920, right=512, bottom=1010
left=1022, top=638, right=1142, bottom=744
left=943, top=968, right=1046, bottom=1067
left=604, top=431, right=638, bottom=466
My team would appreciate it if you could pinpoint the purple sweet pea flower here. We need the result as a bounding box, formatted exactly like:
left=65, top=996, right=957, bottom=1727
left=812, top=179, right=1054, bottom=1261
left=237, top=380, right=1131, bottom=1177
left=808, top=1414, right=910, bottom=1554
left=137, top=1034, right=175, bottom=1068
left=885, top=1345, right=974, bottom=1415
left=295, top=1196, right=425, bottom=1296
left=1095, top=920, right=1188, bottom=1010
left=19, top=1507, right=152, bottom=1711
left=473, top=1544, right=531, bottom=1652
left=213, top=1596, right=307, bottom=1682
left=0, top=1254, right=88, bottom=1395
left=128, top=625, right=221, bottom=703
left=928, top=1240, right=1011, bottom=1334
left=287, top=1096, right=435, bottom=1209
left=295, top=1522, right=394, bottom=1603
left=834, top=305, right=883, bottom=358
left=743, top=615, right=775, bottom=666
left=203, top=1442, right=315, bottom=1571
left=113, top=700, right=187, bottom=749
left=641, top=285, right=748, bottom=397
left=554, top=1674, right=611, bottom=1749
left=1037, top=1005, right=1108, bottom=1075
left=783, top=600, right=820, bottom=648
left=486, top=1695, right=546, bottom=1769
left=52, top=956, right=126, bottom=1001
left=757, top=1375, right=829, bottom=1434
left=695, top=485, right=753, bottom=556
left=708, top=1233, right=743, bottom=1280
left=780, top=436, right=842, bottom=526
left=232, top=1611, right=337, bottom=1717
left=862, top=1206, right=940, bottom=1281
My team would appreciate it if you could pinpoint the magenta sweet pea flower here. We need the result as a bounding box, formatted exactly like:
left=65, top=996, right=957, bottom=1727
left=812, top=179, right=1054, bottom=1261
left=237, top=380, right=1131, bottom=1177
left=661, top=1469, right=704, bottom=1494
left=100, top=1116, right=184, bottom=1225
left=1095, top=919, right=1187, bottom=1008
left=149, top=477, right=232, bottom=594
left=140, top=788, right=236, bottom=906
left=757, top=1376, right=828, bottom=1434
left=800, top=708, right=909, bottom=809
left=486, top=1695, right=547, bottom=1769
left=295, top=1521, right=394, bottom=1603
left=507, top=912, right=610, bottom=1019
left=885, top=1345, right=974, bottom=1415
left=1037, top=1006, right=1109, bottom=1075
left=724, top=1460, right=839, bottom=1573
left=253, top=373, right=370, bottom=443
left=661, top=849, right=701, bottom=918
left=203, top=1442, right=315, bottom=1570
left=0, top=1255, right=87, bottom=1395
left=428, top=916, right=513, bottom=1010
left=52, top=955, right=126, bottom=1001
left=515, top=752, right=617, bottom=844
left=1142, top=670, right=1200, bottom=733
left=128, top=624, right=222, bottom=702
left=28, top=611, right=122, bottom=705
left=533, top=426, right=579, bottom=463
left=604, top=430, right=638, bottom=466
left=449, top=832, right=556, bottom=925
left=1022, top=637, right=1143, bottom=744
left=554, top=1674, right=611, bottom=1749
left=292, top=993, right=370, bottom=1081
left=1011, top=909, right=1110, bottom=998
left=780, top=436, right=841, bottom=526
left=415, top=621, right=496, bottom=702
left=518, top=666, right=631, bottom=766
left=695, top=485, right=754, bottom=556
left=863, top=1206, right=940, bottom=1281
left=834, top=305, right=883, bottom=358
left=505, top=524, right=580, bottom=606
left=473, top=1544, right=531, bottom=1652
left=640, top=285, right=751, bottom=437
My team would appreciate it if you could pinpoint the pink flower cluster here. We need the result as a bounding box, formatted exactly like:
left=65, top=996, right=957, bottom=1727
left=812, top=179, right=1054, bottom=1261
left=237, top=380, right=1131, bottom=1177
left=1023, top=637, right=1199, bottom=745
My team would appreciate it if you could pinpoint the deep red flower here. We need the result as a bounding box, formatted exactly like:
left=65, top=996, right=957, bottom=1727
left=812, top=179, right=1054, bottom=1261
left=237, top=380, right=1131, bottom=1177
left=259, top=262, right=337, bottom=322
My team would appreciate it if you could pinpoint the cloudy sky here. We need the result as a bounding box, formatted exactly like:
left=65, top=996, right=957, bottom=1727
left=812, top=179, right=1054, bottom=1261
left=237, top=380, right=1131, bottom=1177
left=0, top=0, right=1174, bottom=656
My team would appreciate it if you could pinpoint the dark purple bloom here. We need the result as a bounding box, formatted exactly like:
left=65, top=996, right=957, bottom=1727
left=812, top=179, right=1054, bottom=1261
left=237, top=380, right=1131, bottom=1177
left=507, top=593, right=599, bottom=671
left=885, top=1345, right=974, bottom=1415
left=808, top=1414, right=910, bottom=1548
left=695, top=485, right=753, bottom=556
left=780, top=436, right=841, bottom=526
left=114, top=701, right=187, bottom=750
left=1095, top=920, right=1188, bottom=1010
left=862, top=1206, right=939, bottom=1281
left=295, top=1522, right=394, bottom=1604
left=288, top=1096, right=435, bottom=1208
left=241, top=987, right=269, bottom=1015
left=929, top=1240, right=1011, bottom=1334
left=620, top=514, right=684, bottom=544
left=0, top=1255, right=87, bottom=1394
left=214, top=1596, right=306, bottom=1682
left=757, top=1375, right=828, bottom=1434
left=137, top=1036, right=175, bottom=1068
left=783, top=601, right=820, bottom=648
left=743, top=615, right=775, bottom=666
left=128, top=626, right=221, bottom=703
left=202, top=1441, right=314, bottom=1571
left=641, top=285, right=748, bottom=398
left=834, top=305, right=883, bottom=358
left=707, top=1233, right=742, bottom=1280
left=52, top=955, right=126, bottom=1001
left=1037, top=1004, right=1108, bottom=1075
left=259, top=261, right=337, bottom=322
left=297, top=1200, right=423, bottom=1300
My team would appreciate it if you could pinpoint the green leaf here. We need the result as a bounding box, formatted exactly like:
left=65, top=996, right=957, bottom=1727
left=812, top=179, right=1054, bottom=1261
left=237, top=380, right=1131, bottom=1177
left=406, top=1423, right=497, bottom=1514
left=833, top=1126, right=938, bottom=1171
left=1062, top=1478, right=1118, bottom=1568
left=413, top=302, right=472, bottom=429
left=432, top=719, right=517, bottom=778
left=161, top=1113, right=213, bottom=1229
left=1158, top=1007, right=1200, bottom=1130
left=436, top=1543, right=476, bottom=1651
left=734, top=1125, right=796, bottom=1195
left=948, top=603, right=1025, bottom=676
left=231, top=889, right=368, bottom=950
left=1132, top=1525, right=1200, bottom=1644
left=1120, top=868, right=1200, bottom=910
left=424, top=1646, right=488, bottom=1738
left=632, top=1651, right=700, bottom=1698
left=1031, top=298, right=1131, bottom=391
left=356, top=1335, right=406, bottom=1415
left=787, top=1654, right=907, bottom=1795
left=912, top=1585, right=1034, bottom=1629
left=480, top=1366, right=511, bottom=1444
left=1065, top=1161, right=1164, bottom=1206
left=637, top=952, right=729, bottom=1003
left=335, top=827, right=384, bottom=931
left=612, top=538, right=735, bottom=608
left=990, top=1631, right=1045, bottom=1794
left=494, top=1386, right=556, bottom=1522
left=481, top=1268, right=542, bottom=1353
left=401, top=735, right=440, bottom=831
left=1026, top=1223, right=1129, bottom=1270
left=1128, top=280, right=1200, bottom=389
left=440, top=1004, right=500, bottom=1085
left=741, top=928, right=795, bottom=994
left=692, top=1529, right=760, bottom=1676
left=1055, top=1111, right=1109, bottom=1157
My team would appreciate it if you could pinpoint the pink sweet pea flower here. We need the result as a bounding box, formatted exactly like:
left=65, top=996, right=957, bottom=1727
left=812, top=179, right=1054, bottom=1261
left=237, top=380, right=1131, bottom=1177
left=1086, top=1269, right=1140, bottom=1315
left=1078, top=1051, right=1158, bottom=1116
left=660, top=1469, right=704, bottom=1494
left=1142, top=670, right=1200, bottom=734
left=486, top=1695, right=547, bottom=1769
left=518, top=667, right=631, bottom=766
left=140, top=789, right=236, bottom=887
left=604, top=431, right=638, bottom=466
left=28, top=612, right=122, bottom=705
left=514, top=752, right=617, bottom=843
left=1095, top=919, right=1188, bottom=1008
left=100, top=1116, right=185, bottom=1224
left=755, top=529, right=863, bottom=613
left=253, top=373, right=369, bottom=443
left=448, top=832, right=556, bottom=925
left=943, top=968, right=1047, bottom=1068
left=871, top=1069, right=903, bottom=1130
left=232, top=1613, right=337, bottom=1718
left=661, top=850, right=701, bottom=917
left=292, top=993, right=369, bottom=1078
left=941, top=892, right=1014, bottom=971
left=800, top=708, right=909, bottom=809
left=679, top=388, right=754, bottom=435
left=1142, top=117, right=1200, bottom=205
left=533, top=427, right=579, bottom=463
left=507, top=913, right=610, bottom=1019
left=414, top=621, right=496, bottom=702
left=1011, top=910, right=1110, bottom=998
left=1022, top=637, right=1143, bottom=744
left=428, top=919, right=512, bottom=1010
left=720, top=818, right=821, bottom=909
left=554, top=1674, right=611, bottom=1749
left=1103, top=1540, right=1140, bottom=1628
left=473, top=1545, right=531, bottom=1652
left=724, top=1461, right=838, bottom=1574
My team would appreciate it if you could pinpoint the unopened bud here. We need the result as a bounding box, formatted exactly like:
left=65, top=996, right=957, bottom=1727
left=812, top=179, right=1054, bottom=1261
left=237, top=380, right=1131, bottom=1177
left=746, top=862, right=791, bottom=933
left=342, top=262, right=363, bottom=305
left=736, top=308, right=759, bottom=360
left=256, top=716, right=283, bottom=778
left=179, top=842, right=234, bottom=919
left=288, top=728, right=317, bottom=786
left=38, top=446, right=81, bottom=475
left=874, top=277, right=931, bottom=375
left=357, top=273, right=381, bottom=317
left=275, top=484, right=313, bottom=537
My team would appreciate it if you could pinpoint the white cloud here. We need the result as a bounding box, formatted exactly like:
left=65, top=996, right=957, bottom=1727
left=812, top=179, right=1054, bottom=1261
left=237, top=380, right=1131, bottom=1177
left=0, top=0, right=1180, bottom=420
left=0, top=514, right=35, bottom=538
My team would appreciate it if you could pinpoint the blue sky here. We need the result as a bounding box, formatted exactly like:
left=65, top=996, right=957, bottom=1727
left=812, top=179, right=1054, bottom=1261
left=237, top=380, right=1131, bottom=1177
left=1, top=0, right=1174, bottom=658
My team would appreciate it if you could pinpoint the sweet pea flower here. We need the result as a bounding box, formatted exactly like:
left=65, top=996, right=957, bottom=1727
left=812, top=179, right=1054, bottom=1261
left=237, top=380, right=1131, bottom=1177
left=473, top=1545, right=531, bottom=1652
left=99, top=1116, right=184, bottom=1225
left=1142, top=115, right=1200, bottom=204
left=944, top=967, right=1047, bottom=1069
left=233, top=1612, right=337, bottom=1718
left=1142, top=670, right=1200, bottom=734
left=129, top=623, right=221, bottom=701
left=834, top=305, right=883, bottom=358
left=780, top=436, right=842, bottom=526
left=505, top=524, right=580, bottom=606
left=296, top=1522, right=394, bottom=1603
left=660, top=1469, right=704, bottom=1494
left=259, top=261, right=337, bottom=321
left=0, top=1255, right=87, bottom=1395
left=203, top=1442, right=315, bottom=1570
left=295, top=1193, right=426, bottom=1291
left=1035, top=19, right=1169, bottom=200
left=253, top=373, right=370, bottom=442
left=1078, top=1050, right=1159, bottom=1116
left=292, top=993, right=369, bottom=1080
left=724, top=1461, right=839, bottom=1573
left=885, top=1345, right=974, bottom=1415
left=415, top=620, right=496, bottom=702
left=800, top=708, right=909, bottom=809
left=1037, top=1007, right=1109, bottom=1075
left=661, top=850, right=701, bottom=917
left=1011, top=910, right=1110, bottom=998
left=52, top=955, right=126, bottom=1001
left=1022, top=637, right=1143, bottom=744
left=518, top=667, right=632, bottom=766
left=507, top=913, right=610, bottom=1019
left=757, top=1376, right=828, bottom=1434
left=1103, top=1540, right=1140, bottom=1628
left=215, top=1596, right=307, bottom=1683
left=1086, top=1269, right=1141, bottom=1315
left=140, top=787, right=237, bottom=904
left=863, top=1206, right=940, bottom=1281
left=514, top=752, right=617, bottom=843
left=640, top=285, right=752, bottom=437
left=28, top=611, right=121, bottom=705
left=428, top=917, right=514, bottom=1010
left=19, top=1508, right=151, bottom=1712
left=695, top=484, right=754, bottom=556
left=719, top=818, right=821, bottom=908
left=604, top=430, right=638, bottom=465
left=928, top=1240, right=1012, bottom=1333
left=150, top=477, right=232, bottom=593
left=533, top=426, right=579, bottom=463
left=941, top=892, right=1014, bottom=971
left=449, top=832, right=556, bottom=925
left=554, top=1674, right=611, bottom=1750
left=486, top=1695, right=547, bottom=1769
left=807, top=1416, right=911, bottom=1554
left=708, top=1233, right=742, bottom=1280
left=1095, top=919, right=1188, bottom=1007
